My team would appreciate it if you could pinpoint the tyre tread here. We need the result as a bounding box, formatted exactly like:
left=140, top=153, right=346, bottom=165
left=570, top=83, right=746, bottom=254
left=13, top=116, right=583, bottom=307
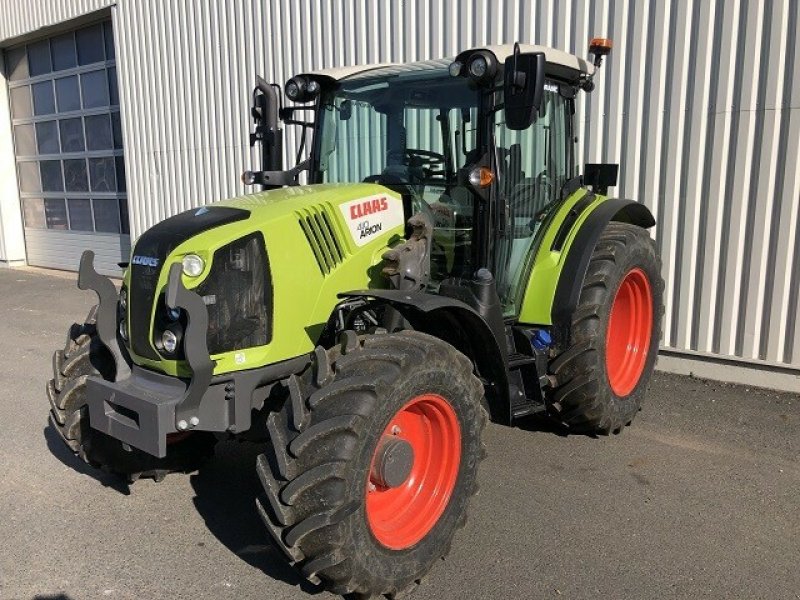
left=546, top=222, right=664, bottom=433
left=256, top=332, right=486, bottom=596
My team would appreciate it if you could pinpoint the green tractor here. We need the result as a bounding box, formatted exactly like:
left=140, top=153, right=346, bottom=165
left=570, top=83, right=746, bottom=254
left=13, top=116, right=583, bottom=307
left=48, top=39, right=663, bottom=597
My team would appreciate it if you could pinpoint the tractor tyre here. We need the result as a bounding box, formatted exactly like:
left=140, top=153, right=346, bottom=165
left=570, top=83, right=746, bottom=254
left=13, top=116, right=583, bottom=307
left=547, top=222, right=664, bottom=434
left=256, top=330, right=486, bottom=598
left=47, top=306, right=217, bottom=482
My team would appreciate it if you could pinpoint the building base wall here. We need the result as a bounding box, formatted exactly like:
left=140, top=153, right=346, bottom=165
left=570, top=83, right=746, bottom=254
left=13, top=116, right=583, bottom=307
left=0, top=259, right=26, bottom=268
left=657, top=349, right=800, bottom=394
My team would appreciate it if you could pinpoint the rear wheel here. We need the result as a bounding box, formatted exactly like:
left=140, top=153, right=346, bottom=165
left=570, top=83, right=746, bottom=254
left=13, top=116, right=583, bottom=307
left=547, top=222, right=664, bottom=434
left=47, top=306, right=216, bottom=482
left=256, top=330, right=486, bottom=598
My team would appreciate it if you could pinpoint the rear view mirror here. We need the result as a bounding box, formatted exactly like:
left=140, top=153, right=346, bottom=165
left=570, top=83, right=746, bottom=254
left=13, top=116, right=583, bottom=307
left=503, top=51, right=545, bottom=130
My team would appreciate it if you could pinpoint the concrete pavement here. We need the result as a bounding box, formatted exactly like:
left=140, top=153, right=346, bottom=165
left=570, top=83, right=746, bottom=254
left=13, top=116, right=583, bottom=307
left=0, top=267, right=797, bottom=600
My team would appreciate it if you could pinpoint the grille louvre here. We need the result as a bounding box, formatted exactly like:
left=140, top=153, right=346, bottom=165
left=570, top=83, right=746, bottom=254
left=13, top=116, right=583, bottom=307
left=298, top=207, right=346, bottom=275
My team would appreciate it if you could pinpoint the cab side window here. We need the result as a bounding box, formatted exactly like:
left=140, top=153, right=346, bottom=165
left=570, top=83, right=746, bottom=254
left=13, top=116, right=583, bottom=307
left=493, top=87, right=573, bottom=314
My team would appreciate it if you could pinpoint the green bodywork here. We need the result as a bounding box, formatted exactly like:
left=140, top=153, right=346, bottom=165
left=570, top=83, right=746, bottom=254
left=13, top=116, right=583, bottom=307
left=517, top=187, right=604, bottom=325
left=123, top=182, right=609, bottom=378
left=123, top=183, right=405, bottom=377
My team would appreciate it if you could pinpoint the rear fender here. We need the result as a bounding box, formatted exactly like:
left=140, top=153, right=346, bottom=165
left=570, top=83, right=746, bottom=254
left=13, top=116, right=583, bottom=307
left=518, top=193, right=655, bottom=328
left=551, top=198, right=655, bottom=327
left=338, top=290, right=512, bottom=424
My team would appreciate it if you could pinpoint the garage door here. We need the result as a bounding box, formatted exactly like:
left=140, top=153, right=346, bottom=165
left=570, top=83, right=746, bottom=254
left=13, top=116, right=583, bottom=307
left=5, top=19, right=129, bottom=276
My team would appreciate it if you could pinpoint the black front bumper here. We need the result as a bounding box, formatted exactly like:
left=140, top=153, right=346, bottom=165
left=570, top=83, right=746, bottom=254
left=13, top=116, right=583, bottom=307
left=87, top=366, right=185, bottom=457
left=78, top=250, right=309, bottom=458
left=85, top=364, right=282, bottom=458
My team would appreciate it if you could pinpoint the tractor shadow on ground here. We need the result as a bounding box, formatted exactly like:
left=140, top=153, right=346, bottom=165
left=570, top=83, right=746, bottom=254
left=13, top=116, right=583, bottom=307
left=42, top=424, right=132, bottom=494
left=189, top=440, right=322, bottom=596
left=513, top=414, right=572, bottom=436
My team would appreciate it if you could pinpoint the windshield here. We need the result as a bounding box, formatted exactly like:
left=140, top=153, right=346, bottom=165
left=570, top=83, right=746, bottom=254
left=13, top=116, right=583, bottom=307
left=316, top=63, right=482, bottom=280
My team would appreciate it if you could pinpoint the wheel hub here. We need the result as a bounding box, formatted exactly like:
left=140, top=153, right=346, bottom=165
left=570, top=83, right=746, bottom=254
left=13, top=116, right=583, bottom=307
left=370, top=435, right=415, bottom=489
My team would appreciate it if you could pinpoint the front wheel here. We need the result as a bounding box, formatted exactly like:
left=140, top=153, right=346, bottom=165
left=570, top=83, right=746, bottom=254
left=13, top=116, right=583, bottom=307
left=547, top=222, right=664, bottom=434
left=256, top=330, right=486, bottom=598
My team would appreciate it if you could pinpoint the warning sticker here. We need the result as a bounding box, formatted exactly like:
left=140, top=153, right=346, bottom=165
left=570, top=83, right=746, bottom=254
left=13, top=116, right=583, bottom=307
left=338, top=194, right=405, bottom=247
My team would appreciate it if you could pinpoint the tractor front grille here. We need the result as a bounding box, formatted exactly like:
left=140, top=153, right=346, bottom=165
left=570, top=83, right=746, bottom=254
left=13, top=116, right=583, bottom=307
left=196, top=232, right=273, bottom=355
left=297, top=207, right=346, bottom=275
left=127, top=205, right=250, bottom=360
left=129, top=261, right=161, bottom=360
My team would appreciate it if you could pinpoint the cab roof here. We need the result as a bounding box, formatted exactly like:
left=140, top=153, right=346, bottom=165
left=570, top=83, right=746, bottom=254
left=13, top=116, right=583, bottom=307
left=303, top=44, right=593, bottom=83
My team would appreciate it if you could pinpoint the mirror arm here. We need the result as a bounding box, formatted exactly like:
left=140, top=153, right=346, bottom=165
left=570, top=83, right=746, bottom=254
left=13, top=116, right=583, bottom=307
left=245, top=158, right=311, bottom=189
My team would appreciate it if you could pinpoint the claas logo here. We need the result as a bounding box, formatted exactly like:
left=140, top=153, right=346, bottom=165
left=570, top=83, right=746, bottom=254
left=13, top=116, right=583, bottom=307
left=350, top=196, right=388, bottom=220
left=131, top=255, right=159, bottom=267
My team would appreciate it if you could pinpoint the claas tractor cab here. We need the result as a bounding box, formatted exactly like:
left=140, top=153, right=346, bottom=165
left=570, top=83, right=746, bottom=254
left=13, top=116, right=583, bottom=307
left=48, top=39, right=663, bottom=598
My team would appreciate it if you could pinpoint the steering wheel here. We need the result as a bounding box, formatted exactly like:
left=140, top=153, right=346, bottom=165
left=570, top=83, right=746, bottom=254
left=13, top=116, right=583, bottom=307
left=404, top=148, right=446, bottom=176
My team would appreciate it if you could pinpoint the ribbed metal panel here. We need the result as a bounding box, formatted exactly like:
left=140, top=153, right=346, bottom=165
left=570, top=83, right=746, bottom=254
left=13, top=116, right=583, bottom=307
left=6, top=0, right=797, bottom=372
left=0, top=0, right=113, bottom=42
left=23, top=229, right=129, bottom=276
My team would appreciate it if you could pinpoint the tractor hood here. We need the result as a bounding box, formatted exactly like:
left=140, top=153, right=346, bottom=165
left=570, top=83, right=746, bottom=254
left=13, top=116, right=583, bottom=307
left=123, top=183, right=406, bottom=376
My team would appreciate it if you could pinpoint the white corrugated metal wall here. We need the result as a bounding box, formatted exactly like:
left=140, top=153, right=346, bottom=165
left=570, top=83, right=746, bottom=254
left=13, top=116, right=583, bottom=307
left=0, top=0, right=114, bottom=40
left=2, top=0, right=799, bottom=385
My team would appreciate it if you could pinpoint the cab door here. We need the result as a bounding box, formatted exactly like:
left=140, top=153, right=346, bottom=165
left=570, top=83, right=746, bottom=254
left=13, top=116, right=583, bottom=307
left=492, top=84, right=575, bottom=316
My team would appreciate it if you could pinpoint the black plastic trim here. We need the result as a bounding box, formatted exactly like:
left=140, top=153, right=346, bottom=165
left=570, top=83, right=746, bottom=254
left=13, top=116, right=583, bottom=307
left=559, top=174, right=583, bottom=201
left=550, top=191, right=595, bottom=252
left=128, top=206, right=250, bottom=360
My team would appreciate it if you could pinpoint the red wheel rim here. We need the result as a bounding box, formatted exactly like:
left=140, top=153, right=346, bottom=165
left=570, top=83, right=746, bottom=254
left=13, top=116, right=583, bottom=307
left=606, top=268, right=653, bottom=397
left=366, top=393, right=461, bottom=550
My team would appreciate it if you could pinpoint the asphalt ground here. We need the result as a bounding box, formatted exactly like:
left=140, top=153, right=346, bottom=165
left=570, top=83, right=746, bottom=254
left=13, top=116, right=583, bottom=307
left=0, top=266, right=797, bottom=600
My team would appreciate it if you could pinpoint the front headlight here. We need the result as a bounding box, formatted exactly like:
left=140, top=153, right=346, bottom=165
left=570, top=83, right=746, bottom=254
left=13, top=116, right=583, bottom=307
left=119, top=288, right=127, bottom=311
left=182, top=254, right=205, bottom=277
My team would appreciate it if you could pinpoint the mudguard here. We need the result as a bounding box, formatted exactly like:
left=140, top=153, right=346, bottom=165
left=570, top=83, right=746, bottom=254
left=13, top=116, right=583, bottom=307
left=551, top=198, right=655, bottom=326
left=339, top=289, right=512, bottom=424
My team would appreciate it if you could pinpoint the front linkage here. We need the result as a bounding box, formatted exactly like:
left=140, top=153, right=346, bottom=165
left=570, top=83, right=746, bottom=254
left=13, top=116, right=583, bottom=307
left=69, top=243, right=513, bottom=450
left=52, top=250, right=310, bottom=481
